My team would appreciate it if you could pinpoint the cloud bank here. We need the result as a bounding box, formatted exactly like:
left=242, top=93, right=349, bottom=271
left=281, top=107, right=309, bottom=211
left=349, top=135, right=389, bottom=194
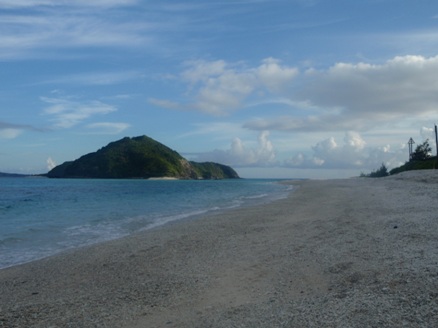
left=153, top=55, right=438, bottom=135
left=284, top=131, right=407, bottom=170
left=194, top=130, right=409, bottom=171
left=245, top=55, right=438, bottom=132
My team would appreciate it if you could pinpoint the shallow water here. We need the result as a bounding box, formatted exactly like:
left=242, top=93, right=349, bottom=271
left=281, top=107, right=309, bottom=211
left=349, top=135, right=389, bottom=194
left=0, top=177, right=291, bottom=269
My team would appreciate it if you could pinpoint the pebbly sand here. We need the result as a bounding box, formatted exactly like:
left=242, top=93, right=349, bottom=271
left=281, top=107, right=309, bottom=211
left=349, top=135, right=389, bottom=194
left=1, top=170, right=438, bottom=327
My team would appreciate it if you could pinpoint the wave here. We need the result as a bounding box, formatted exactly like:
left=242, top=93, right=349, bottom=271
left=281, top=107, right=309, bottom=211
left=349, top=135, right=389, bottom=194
left=243, top=193, right=269, bottom=199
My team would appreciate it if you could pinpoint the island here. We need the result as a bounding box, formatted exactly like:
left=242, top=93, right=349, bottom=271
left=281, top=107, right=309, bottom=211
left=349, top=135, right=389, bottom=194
left=46, top=135, right=240, bottom=180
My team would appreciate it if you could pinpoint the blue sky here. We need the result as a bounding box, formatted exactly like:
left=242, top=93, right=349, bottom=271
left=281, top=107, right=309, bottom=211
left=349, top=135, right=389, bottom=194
left=1, top=0, right=438, bottom=178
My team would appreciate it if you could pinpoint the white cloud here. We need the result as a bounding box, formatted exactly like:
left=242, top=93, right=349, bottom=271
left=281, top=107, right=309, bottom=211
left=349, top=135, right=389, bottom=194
left=193, top=131, right=277, bottom=166
left=310, top=132, right=367, bottom=167
left=41, top=97, right=117, bottom=128
left=181, top=59, right=227, bottom=84
left=420, top=126, right=435, bottom=141
left=46, top=157, right=56, bottom=170
left=301, top=55, right=438, bottom=119
left=0, top=4, right=151, bottom=59
left=0, top=128, right=23, bottom=139
left=156, top=58, right=299, bottom=115
left=256, top=130, right=276, bottom=164
left=420, top=126, right=437, bottom=154
left=86, top=122, right=130, bottom=134
left=0, top=121, right=42, bottom=139
left=190, top=66, right=255, bottom=115
left=343, top=131, right=366, bottom=151
left=256, top=57, right=298, bottom=93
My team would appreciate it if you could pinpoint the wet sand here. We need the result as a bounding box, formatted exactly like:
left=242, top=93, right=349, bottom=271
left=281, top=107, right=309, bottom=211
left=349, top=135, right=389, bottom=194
left=1, top=170, right=438, bottom=327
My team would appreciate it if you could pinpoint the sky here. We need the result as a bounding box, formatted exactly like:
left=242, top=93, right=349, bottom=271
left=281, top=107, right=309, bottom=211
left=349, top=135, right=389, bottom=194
left=1, top=0, right=438, bottom=179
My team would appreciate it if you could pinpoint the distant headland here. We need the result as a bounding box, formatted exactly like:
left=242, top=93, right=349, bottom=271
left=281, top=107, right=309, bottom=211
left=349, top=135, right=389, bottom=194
left=45, top=135, right=240, bottom=180
left=0, top=172, right=30, bottom=178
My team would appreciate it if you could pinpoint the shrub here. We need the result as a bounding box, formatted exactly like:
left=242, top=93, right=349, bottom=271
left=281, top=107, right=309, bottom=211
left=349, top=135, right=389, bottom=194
left=361, top=163, right=389, bottom=178
left=411, top=139, right=432, bottom=161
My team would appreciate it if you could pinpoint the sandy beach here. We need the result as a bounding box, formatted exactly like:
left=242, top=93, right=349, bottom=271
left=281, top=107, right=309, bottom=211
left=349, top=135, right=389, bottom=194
left=1, top=170, right=438, bottom=327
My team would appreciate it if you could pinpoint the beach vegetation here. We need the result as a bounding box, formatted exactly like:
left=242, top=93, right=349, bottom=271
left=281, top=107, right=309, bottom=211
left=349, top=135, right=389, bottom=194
left=410, top=139, right=432, bottom=161
left=389, top=140, right=436, bottom=175
left=360, top=163, right=389, bottom=178
left=389, top=156, right=437, bottom=175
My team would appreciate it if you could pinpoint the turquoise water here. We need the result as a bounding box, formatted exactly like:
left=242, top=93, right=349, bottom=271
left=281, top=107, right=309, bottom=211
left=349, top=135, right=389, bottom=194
left=0, top=178, right=291, bottom=269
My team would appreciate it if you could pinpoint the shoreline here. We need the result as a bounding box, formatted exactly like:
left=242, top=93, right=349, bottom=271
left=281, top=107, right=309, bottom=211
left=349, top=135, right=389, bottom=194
left=1, top=171, right=438, bottom=327
left=0, top=179, right=290, bottom=271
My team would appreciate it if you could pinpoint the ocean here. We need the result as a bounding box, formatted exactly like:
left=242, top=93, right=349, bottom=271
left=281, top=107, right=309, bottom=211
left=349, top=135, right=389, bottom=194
left=0, top=177, right=291, bottom=269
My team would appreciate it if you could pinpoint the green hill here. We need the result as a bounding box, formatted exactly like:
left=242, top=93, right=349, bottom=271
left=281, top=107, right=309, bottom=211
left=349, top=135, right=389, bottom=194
left=47, top=136, right=240, bottom=180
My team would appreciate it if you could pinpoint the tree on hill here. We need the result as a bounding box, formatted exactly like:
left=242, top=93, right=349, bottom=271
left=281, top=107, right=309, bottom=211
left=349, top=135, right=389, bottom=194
left=411, top=139, right=432, bottom=161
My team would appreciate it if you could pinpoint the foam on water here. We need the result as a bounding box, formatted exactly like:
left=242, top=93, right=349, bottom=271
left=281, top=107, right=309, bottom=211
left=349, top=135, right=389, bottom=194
left=0, top=178, right=291, bottom=269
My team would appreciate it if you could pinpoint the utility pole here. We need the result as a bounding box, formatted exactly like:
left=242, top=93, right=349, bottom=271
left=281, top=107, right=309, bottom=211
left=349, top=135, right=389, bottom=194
left=435, top=125, right=438, bottom=169
left=408, top=138, right=415, bottom=161
left=435, top=125, right=438, bottom=156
